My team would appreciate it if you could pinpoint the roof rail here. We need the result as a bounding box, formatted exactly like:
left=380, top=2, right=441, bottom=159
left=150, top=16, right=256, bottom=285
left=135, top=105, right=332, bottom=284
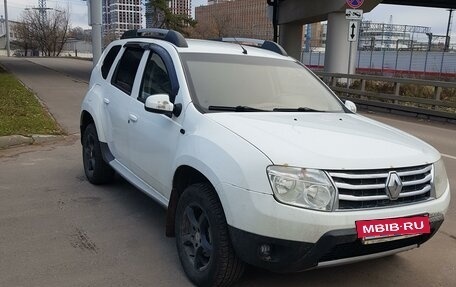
left=219, top=38, right=287, bottom=56
left=121, top=28, right=188, bottom=48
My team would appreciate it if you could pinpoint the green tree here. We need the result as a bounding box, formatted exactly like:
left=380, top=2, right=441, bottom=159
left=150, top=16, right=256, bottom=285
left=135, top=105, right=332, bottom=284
left=146, top=0, right=196, bottom=35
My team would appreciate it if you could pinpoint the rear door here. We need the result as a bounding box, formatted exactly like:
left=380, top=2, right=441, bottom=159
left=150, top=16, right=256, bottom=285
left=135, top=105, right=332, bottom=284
left=106, top=46, right=145, bottom=166
left=98, top=44, right=121, bottom=146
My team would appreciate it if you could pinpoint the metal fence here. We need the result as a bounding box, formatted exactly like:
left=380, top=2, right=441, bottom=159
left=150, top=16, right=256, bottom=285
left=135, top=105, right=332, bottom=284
left=60, top=41, right=93, bottom=58
left=302, top=41, right=456, bottom=80
left=315, top=71, right=456, bottom=122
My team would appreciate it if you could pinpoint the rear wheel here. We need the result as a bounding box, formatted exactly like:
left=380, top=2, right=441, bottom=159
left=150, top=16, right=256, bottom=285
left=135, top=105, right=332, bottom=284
left=175, top=183, right=245, bottom=287
left=82, top=123, right=114, bottom=185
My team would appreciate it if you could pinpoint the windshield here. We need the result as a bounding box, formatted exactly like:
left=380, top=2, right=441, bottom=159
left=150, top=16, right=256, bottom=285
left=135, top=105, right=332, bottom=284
left=181, top=53, right=345, bottom=113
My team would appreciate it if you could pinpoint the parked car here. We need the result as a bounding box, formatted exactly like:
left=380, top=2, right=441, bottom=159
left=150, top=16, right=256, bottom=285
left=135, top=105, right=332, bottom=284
left=80, top=29, right=450, bottom=287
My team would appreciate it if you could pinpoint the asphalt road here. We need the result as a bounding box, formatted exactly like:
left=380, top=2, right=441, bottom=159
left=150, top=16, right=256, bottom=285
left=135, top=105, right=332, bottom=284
left=0, top=57, right=455, bottom=287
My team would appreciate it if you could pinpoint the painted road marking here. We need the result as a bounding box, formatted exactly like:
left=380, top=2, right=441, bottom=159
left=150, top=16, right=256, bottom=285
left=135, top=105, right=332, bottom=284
left=442, top=153, right=456, bottom=160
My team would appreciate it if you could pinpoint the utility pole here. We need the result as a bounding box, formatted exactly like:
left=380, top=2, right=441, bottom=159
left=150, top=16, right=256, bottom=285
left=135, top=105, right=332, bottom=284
left=3, top=0, right=10, bottom=57
left=426, top=32, right=433, bottom=51
left=33, top=0, right=52, bottom=23
left=86, top=0, right=102, bottom=66
left=37, top=0, right=50, bottom=22
left=267, top=0, right=279, bottom=43
left=445, top=9, right=454, bottom=52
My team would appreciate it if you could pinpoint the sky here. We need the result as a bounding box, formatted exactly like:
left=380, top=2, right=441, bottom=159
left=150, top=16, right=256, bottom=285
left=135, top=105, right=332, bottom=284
left=1, top=0, right=455, bottom=42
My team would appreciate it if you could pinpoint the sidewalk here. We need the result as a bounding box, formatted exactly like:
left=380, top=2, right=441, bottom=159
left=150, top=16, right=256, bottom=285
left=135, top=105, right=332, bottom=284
left=0, top=57, right=91, bottom=137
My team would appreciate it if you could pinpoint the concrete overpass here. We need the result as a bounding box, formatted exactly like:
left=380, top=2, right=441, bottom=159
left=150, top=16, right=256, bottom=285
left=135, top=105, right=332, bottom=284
left=382, top=0, right=456, bottom=9
left=276, top=0, right=456, bottom=75
left=86, top=1, right=455, bottom=69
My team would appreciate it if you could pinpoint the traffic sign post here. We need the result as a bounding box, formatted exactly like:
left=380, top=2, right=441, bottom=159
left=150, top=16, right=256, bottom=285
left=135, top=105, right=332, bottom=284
left=345, top=9, right=363, bottom=20
left=346, top=21, right=360, bottom=86
left=344, top=3, right=363, bottom=81
left=348, top=21, right=359, bottom=42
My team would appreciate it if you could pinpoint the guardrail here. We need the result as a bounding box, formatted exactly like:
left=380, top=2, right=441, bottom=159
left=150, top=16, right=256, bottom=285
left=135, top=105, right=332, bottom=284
left=314, top=71, right=456, bottom=122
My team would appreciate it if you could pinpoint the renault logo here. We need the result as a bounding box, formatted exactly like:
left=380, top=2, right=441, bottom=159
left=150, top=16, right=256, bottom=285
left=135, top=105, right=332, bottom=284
left=386, top=172, right=402, bottom=200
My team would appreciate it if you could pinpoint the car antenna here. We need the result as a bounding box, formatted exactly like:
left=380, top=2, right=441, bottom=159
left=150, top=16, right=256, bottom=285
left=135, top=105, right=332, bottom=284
left=233, top=37, right=248, bottom=55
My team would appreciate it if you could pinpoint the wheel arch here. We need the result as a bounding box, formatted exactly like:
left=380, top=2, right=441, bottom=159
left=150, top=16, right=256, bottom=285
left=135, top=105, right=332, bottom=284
left=80, top=110, right=94, bottom=144
left=166, top=165, right=226, bottom=237
left=80, top=102, right=108, bottom=144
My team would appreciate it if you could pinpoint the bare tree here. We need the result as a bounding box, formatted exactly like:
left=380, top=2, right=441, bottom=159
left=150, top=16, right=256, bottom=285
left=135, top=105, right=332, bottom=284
left=12, top=22, right=39, bottom=56
left=211, top=13, right=232, bottom=38
left=68, top=26, right=85, bottom=40
left=193, top=12, right=232, bottom=39
left=16, top=8, right=70, bottom=56
left=103, top=30, right=118, bottom=47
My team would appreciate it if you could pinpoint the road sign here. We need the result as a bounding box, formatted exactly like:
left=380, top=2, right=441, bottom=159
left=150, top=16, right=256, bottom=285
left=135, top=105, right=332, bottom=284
left=346, top=9, right=363, bottom=20
left=348, top=21, right=359, bottom=42
left=346, top=0, right=364, bottom=9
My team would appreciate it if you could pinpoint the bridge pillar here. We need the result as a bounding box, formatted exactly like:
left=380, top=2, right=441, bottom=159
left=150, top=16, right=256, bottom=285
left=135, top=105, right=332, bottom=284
left=324, top=12, right=358, bottom=74
left=279, top=22, right=303, bottom=60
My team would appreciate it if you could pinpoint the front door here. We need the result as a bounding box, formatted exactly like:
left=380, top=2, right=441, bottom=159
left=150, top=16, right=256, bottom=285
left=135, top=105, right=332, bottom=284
left=128, top=51, right=183, bottom=197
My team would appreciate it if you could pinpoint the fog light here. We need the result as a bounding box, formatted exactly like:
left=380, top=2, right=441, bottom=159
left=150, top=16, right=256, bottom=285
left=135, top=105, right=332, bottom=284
left=259, top=244, right=272, bottom=261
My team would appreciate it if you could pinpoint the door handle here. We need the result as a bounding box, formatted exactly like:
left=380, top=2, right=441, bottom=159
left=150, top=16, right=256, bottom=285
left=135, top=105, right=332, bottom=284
left=103, top=98, right=110, bottom=105
left=128, top=114, right=138, bottom=123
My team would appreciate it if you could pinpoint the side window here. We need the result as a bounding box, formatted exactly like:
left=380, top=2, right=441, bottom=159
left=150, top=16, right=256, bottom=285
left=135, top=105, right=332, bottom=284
left=101, top=45, right=121, bottom=79
left=112, top=47, right=144, bottom=95
left=138, top=53, right=172, bottom=103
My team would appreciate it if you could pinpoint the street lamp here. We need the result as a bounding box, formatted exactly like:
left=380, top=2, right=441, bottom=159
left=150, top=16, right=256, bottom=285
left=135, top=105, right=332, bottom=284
left=3, top=0, right=10, bottom=57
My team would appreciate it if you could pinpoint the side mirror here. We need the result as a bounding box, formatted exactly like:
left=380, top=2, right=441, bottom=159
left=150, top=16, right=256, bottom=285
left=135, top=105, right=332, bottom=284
left=145, top=94, right=174, bottom=117
left=345, top=100, right=357, bottom=113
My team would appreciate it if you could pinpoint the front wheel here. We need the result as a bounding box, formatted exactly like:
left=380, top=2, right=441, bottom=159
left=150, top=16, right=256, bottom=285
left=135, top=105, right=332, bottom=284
left=175, top=183, right=245, bottom=287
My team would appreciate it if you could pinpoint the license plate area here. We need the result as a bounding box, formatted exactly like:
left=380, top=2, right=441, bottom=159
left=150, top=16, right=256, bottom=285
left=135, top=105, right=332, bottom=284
left=356, top=215, right=430, bottom=245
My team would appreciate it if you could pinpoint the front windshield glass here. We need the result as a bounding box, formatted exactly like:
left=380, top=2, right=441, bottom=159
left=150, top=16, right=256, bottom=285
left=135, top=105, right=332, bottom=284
left=181, top=53, right=344, bottom=113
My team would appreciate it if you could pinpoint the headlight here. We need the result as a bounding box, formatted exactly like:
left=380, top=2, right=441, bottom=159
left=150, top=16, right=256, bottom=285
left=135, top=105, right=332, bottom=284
left=267, top=166, right=336, bottom=211
left=434, top=158, right=449, bottom=198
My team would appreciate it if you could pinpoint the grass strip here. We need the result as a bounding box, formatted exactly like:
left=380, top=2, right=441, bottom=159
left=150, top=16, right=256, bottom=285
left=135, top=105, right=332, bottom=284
left=0, top=66, right=61, bottom=136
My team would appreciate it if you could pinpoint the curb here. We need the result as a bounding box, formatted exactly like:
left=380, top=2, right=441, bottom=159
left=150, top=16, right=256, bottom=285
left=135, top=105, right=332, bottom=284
left=0, top=134, right=65, bottom=150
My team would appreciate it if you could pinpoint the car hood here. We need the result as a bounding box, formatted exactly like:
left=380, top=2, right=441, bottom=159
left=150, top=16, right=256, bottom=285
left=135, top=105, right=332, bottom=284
left=206, top=112, right=440, bottom=170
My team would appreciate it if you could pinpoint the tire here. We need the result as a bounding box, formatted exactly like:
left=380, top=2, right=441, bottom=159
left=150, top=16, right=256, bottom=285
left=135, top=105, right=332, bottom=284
left=175, top=183, right=245, bottom=287
left=82, top=123, right=114, bottom=185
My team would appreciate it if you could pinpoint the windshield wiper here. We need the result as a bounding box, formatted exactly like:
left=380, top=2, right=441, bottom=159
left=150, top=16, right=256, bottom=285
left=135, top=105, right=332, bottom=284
left=273, top=107, right=323, bottom=112
left=208, top=105, right=268, bottom=112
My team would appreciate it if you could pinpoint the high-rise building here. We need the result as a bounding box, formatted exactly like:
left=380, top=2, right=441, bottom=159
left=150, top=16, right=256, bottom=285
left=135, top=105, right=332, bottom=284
left=145, top=0, right=191, bottom=29
left=195, top=0, right=273, bottom=40
left=170, top=0, right=191, bottom=17
left=103, top=0, right=142, bottom=38
left=207, top=0, right=233, bottom=5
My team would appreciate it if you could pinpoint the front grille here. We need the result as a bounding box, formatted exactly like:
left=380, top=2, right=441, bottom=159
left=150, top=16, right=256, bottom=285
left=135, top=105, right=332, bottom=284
left=328, top=165, right=433, bottom=210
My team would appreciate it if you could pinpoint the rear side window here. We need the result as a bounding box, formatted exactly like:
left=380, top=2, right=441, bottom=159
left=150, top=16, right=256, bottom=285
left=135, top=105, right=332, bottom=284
left=101, top=45, right=121, bottom=79
left=112, top=48, right=144, bottom=95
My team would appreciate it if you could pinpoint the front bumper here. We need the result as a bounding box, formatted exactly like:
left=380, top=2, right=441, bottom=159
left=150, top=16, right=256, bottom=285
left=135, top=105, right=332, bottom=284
left=229, top=213, right=444, bottom=272
left=220, top=183, right=450, bottom=243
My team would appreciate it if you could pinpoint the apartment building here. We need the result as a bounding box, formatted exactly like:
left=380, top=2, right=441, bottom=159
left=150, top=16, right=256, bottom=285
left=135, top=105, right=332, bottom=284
left=103, top=0, right=142, bottom=38
left=145, top=0, right=192, bottom=28
left=195, top=0, right=273, bottom=40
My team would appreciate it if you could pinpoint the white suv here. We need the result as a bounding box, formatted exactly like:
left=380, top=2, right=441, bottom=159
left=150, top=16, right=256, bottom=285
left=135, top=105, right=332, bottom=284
left=80, top=29, right=450, bottom=287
